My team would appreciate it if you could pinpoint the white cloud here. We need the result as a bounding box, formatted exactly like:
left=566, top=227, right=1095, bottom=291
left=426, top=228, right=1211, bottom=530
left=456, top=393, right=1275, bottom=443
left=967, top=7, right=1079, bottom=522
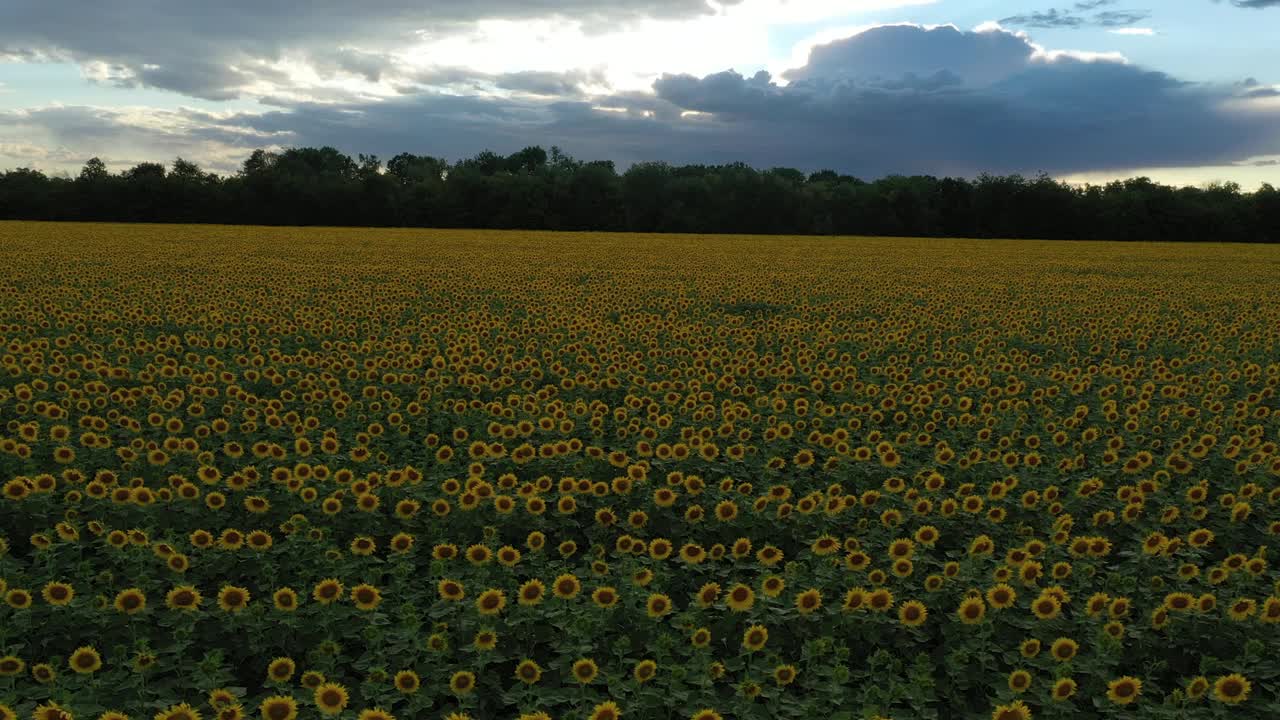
left=1108, top=27, right=1156, bottom=36
left=1030, top=47, right=1128, bottom=63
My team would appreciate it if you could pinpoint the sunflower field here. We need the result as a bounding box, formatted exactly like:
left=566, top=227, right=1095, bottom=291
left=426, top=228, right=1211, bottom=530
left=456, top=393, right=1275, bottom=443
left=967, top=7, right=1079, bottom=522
left=1, top=221, right=1279, bottom=720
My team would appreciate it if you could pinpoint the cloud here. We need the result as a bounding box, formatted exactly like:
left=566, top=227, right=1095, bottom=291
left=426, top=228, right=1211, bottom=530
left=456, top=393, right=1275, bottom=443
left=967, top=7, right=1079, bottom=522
left=0, top=0, right=746, bottom=100
left=1108, top=27, right=1156, bottom=35
left=784, top=23, right=1035, bottom=86
left=3, top=24, right=1278, bottom=182
left=0, top=104, right=287, bottom=174
left=495, top=69, right=611, bottom=96
left=1226, top=0, right=1280, bottom=7
left=1000, top=4, right=1150, bottom=29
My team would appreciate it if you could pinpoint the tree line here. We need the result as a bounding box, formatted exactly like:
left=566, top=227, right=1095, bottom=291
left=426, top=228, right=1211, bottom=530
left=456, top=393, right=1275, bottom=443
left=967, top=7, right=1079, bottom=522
left=1, top=145, right=1277, bottom=241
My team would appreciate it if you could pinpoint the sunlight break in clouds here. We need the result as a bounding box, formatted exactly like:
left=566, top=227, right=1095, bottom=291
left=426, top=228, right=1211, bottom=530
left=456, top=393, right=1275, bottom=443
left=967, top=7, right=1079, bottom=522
left=402, top=0, right=937, bottom=93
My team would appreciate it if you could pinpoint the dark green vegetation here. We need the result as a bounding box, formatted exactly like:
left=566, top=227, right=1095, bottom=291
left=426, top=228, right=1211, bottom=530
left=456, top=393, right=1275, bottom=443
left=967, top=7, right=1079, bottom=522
left=2, top=146, right=1278, bottom=241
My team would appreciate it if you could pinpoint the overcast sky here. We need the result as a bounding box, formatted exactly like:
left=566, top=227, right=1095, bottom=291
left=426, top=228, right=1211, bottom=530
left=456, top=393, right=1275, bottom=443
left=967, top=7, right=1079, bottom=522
left=1, top=0, right=1278, bottom=186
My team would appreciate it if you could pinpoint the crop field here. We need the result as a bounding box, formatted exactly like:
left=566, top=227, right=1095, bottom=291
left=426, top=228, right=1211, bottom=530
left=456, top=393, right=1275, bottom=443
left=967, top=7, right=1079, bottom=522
left=2, top=221, right=1280, bottom=720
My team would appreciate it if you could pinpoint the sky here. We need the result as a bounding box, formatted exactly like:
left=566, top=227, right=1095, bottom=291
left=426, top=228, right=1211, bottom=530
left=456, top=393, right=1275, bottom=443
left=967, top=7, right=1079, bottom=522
left=1, top=0, right=1278, bottom=187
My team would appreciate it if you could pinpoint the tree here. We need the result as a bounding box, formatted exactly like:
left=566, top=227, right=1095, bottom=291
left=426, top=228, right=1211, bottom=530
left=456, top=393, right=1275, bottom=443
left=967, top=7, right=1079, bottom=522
left=79, top=157, right=109, bottom=182
left=0, top=145, right=1276, bottom=241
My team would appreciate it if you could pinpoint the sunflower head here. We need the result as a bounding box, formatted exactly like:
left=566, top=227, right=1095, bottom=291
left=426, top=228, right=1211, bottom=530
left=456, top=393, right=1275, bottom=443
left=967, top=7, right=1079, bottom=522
left=259, top=697, right=298, bottom=720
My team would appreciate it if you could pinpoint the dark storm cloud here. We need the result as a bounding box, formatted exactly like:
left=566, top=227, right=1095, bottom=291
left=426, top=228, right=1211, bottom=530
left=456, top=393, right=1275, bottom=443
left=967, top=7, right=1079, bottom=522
left=5, top=24, right=1278, bottom=179
left=0, top=0, right=738, bottom=99
left=1000, top=4, right=1150, bottom=28
left=784, top=24, right=1034, bottom=86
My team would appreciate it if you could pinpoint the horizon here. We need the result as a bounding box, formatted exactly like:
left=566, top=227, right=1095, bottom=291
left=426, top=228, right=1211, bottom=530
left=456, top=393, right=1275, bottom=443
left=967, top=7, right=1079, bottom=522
left=2, top=1, right=1279, bottom=188
left=4, top=144, right=1274, bottom=194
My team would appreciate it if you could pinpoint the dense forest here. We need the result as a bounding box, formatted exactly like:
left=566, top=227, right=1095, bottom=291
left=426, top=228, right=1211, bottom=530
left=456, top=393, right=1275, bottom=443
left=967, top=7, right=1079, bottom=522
left=2, top=145, right=1278, bottom=241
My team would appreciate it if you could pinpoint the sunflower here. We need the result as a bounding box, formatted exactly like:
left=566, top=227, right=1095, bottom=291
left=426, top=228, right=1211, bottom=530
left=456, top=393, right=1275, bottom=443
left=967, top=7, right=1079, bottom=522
left=155, top=703, right=202, bottom=720
left=844, top=551, right=871, bottom=571
left=258, top=697, right=297, bottom=720
left=449, top=670, right=476, bottom=695
left=985, top=584, right=1016, bottom=610
left=1050, top=638, right=1079, bottom=662
left=794, top=588, right=822, bottom=614
left=475, top=588, right=506, bottom=615
left=0, top=655, right=24, bottom=676
left=868, top=588, right=895, bottom=612
left=473, top=629, right=497, bottom=651
left=114, top=587, right=147, bottom=614
left=689, top=711, right=722, bottom=720
left=553, top=574, right=581, bottom=599
left=1109, top=597, right=1131, bottom=618
left=1014, top=639, right=1039, bottom=660
left=1212, top=673, right=1251, bottom=704
left=160, top=585, right=200, bottom=611
left=272, top=588, right=298, bottom=611
left=1052, top=677, right=1078, bottom=701
left=592, top=586, right=619, bottom=608
left=0, top=705, right=14, bottom=720
left=312, top=579, right=343, bottom=604
left=1227, top=598, right=1256, bottom=621
left=646, top=593, right=672, bottom=617
left=757, top=545, right=783, bottom=566
left=31, top=663, right=56, bottom=684
left=990, top=701, right=1031, bottom=720
left=590, top=702, right=622, bottom=720
left=69, top=646, right=102, bottom=674
left=515, top=659, right=542, bottom=684
left=573, top=658, right=599, bottom=683
left=351, top=583, right=382, bottom=610
left=394, top=670, right=420, bottom=694
left=695, top=582, right=721, bottom=607
left=957, top=597, right=986, bottom=624
left=217, top=585, right=250, bottom=613
left=726, top=583, right=755, bottom=611
left=1008, top=669, right=1031, bottom=693
left=313, top=683, right=349, bottom=715
left=517, top=579, right=545, bottom=605
left=267, top=657, right=295, bottom=683
left=355, top=710, right=395, bottom=720
left=1107, top=676, right=1142, bottom=705
left=633, top=659, right=656, bottom=683
left=132, top=651, right=157, bottom=672
left=743, top=624, right=768, bottom=651
left=1031, top=594, right=1061, bottom=620
left=773, top=664, right=798, bottom=686
left=99, top=713, right=129, bottom=720
left=33, top=703, right=73, bottom=720
left=898, top=600, right=928, bottom=626
left=1261, top=597, right=1280, bottom=624
left=843, top=587, right=867, bottom=611
left=41, top=581, right=75, bottom=606
left=438, top=578, right=465, bottom=601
